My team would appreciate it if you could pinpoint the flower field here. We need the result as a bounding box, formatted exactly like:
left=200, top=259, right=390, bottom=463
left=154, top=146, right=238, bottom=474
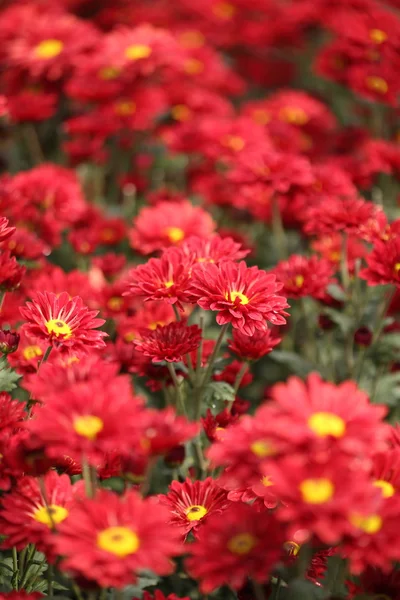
left=0, top=0, right=400, bottom=599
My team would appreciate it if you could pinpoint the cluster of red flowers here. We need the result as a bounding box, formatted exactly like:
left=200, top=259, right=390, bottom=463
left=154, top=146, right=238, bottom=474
left=0, top=1, right=400, bottom=600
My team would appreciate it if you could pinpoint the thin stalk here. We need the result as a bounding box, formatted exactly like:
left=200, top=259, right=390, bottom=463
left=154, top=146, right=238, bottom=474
left=201, top=323, right=229, bottom=389
left=167, top=362, right=187, bottom=415
left=272, top=195, right=288, bottom=260
left=251, top=580, right=265, bottom=600
left=12, top=547, right=18, bottom=590
left=228, top=361, right=248, bottom=411
left=82, top=459, right=95, bottom=499
left=340, top=232, right=350, bottom=292
left=173, top=305, right=181, bottom=322
left=38, top=346, right=52, bottom=372
left=47, top=564, right=54, bottom=597
left=22, top=124, right=45, bottom=164
left=0, top=291, right=6, bottom=314
left=195, top=315, right=205, bottom=385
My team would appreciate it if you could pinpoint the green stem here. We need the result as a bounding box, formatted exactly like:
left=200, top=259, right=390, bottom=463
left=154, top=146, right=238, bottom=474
left=251, top=579, right=265, bottom=600
left=201, top=323, right=229, bottom=389
left=38, top=346, right=52, bottom=372
left=173, top=305, right=181, bottom=322
left=82, top=459, right=95, bottom=499
left=47, top=563, right=54, bottom=597
left=12, top=547, right=18, bottom=590
left=272, top=195, right=288, bottom=260
left=340, top=232, right=350, bottom=292
left=0, top=291, right=6, bottom=314
left=167, top=362, right=186, bottom=415
left=228, top=361, right=248, bottom=411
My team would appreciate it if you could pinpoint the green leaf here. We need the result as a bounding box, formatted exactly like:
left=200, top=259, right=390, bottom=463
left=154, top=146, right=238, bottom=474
left=270, top=351, right=315, bottom=377
left=279, top=579, right=326, bottom=599
left=203, top=381, right=235, bottom=410
left=122, top=573, right=159, bottom=599
left=362, top=372, right=400, bottom=406
left=327, top=284, right=348, bottom=302
left=321, top=307, right=353, bottom=335
left=0, top=360, right=21, bottom=392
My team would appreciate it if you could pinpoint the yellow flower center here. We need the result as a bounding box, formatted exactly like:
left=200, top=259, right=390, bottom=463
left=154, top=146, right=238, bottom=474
left=284, top=541, right=300, bottom=556
left=171, top=104, right=192, bottom=122
left=179, top=30, right=205, bottom=48
left=185, top=504, right=208, bottom=521
left=252, top=109, right=271, bottom=125
left=114, top=101, right=136, bottom=116
left=394, top=262, right=400, bottom=274
left=294, top=275, right=305, bottom=287
left=228, top=533, right=256, bottom=555
left=370, top=29, right=387, bottom=44
left=184, top=58, right=204, bottom=75
left=213, top=2, right=236, bottom=19
left=97, top=526, right=140, bottom=557
left=23, top=345, right=43, bottom=361
left=33, top=504, right=69, bottom=528
left=261, top=475, right=274, bottom=487
left=98, top=66, right=121, bottom=80
left=73, top=415, right=104, bottom=440
left=45, top=319, right=72, bottom=339
left=107, top=297, right=124, bottom=311
left=164, top=280, right=174, bottom=289
left=373, top=479, right=395, bottom=498
left=223, top=135, right=245, bottom=152
left=365, top=76, right=388, bottom=94
left=308, top=412, right=346, bottom=438
left=148, top=321, right=165, bottom=330
left=165, top=227, right=185, bottom=243
left=124, top=331, right=136, bottom=342
left=300, top=478, right=334, bottom=504
left=250, top=440, right=275, bottom=457
left=125, top=44, right=152, bottom=60
left=34, top=39, right=64, bottom=59
left=279, top=106, right=309, bottom=125
left=229, top=290, right=249, bottom=305
left=350, top=513, right=382, bottom=534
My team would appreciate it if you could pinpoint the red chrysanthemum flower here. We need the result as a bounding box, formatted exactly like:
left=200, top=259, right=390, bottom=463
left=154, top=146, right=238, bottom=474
left=0, top=392, right=25, bottom=441
left=158, top=477, right=230, bottom=536
left=360, top=236, right=400, bottom=287
left=304, top=197, right=379, bottom=237
left=0, top=217, right=15, bottom=242
left=370, top=449, right=400, bottom=499
left=180, top=235, right=249, bottom=266
left=202, top=408, right=238, bottom=442
left=0, top=251, right=26, bottom=291
left=139, top=408, right=199, bottom=456
left=55, top=489, right=182, bottom=588
left=267, top=373, right=388, bottom=457
left=186, top=502, right=285, bottom=593
left=228, top=328, right=281, bottom=361
left=7, top=330, right=48, bottom=374
left=124, top=248, right=193, bottom=310
left=28, top=380, right=142, bottom=465
left=0, top=470, right=73, bottom=552
left=20, top=291, right=107, bottom=351
left=134, top=322, right=202, bottom=363
left=130, top=200, right=216, bottom=254
left=272, top=254, right=336, bottom=299
left=267, top=454, right=379, bottom=545
left=0, top=592, right=43, bottom=600
left=189, top=260, right=289, bottom=335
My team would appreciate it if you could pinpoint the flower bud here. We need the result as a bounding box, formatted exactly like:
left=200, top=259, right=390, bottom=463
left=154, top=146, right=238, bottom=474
left=0, top=329, right=19, bottom=354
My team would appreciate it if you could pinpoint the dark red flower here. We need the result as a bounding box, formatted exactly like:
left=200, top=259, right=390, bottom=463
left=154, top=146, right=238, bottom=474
left=228, top=328, right=281, bottom=361
left=134, top=322, right=202, bottom=363
left=360, top=236, right=400, bottom=287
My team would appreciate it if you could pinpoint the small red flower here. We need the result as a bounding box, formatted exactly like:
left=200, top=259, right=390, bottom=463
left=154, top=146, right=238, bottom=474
left=130, top=200, right=215, bottom=255
left=134, top=322, right=202, bottom=363
left=360, top=236, right=400, bottom=287
left=304, top=197, right=378, bottom=237
left=0, top=392, right=25, bottom=441
left=180, top=234, right=249, bottom=266
left=0, top=470, right=73, bottom=552
left=186, top=502, right=284, bottom=593
left=159, top=477, right=230, bottom=536
left=0, top=251, right=25, bottom=291
left=228, top=328, right=281, bottom=361
left=124, top=248, right=193, bottom=310
left=55, top=489, right=182, bottom=588
left=20, top=291, right=107, bottom=352
left=189, top=260, right=289, bottom=336
left=272, top=254, right=336, bottom=299
left=0, top=217, right=15, bottom=242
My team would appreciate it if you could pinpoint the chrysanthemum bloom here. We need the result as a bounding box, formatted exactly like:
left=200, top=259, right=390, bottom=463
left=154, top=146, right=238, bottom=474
left=267, top=455, right=379, bottom=544
left=139, top=408, right=199, bottom=456
left=0, top=392, right=25, bottom=441
left=272, top=254, right=336, bottom=299
left=189, top=261, right=289, bottom=336
left=0, top=592, right=43, bottom=600
left=304, top=197, right=379, bottom=237
left=360, top=236, right=400, bottom=286
left=227, top=472, right=279, bottom=510
left=180, top=235, right=249, bottom=266
left=228, top=328, right=281, bottom=361
left=342, top=495, right=400, bottom=574
left=55, top=489, right=182, bottom=588
left=20, top=291, right=107, bottom=352
left=186, top=503, right=285, bottom=592
left=0, top=470, right=73, bottom=552
left=370, top=449, right=400, bottom=499
left=130, top=201, right=216, bottom=254
left=202, top=408, right=238, bottom=442
left=124, top=248, right=193, bottom=310
left=0, top=251, right=26, bottom=291
left=134, top=322, right=201, bottom=363
left=28, top=380, right=143, bottom=465
left=267, top=373, right=388, bottom=456
left=0, top=217, right=15, bottom=242
left=7, top=330, right=48, bottom=374
left=159, top=478, right=230, bottom=536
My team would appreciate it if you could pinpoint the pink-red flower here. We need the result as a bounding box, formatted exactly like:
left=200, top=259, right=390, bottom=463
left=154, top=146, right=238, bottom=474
left=134, top=322, right=202, bottom=363
left=20, top=291, right=107, bottom=351
left=228, top=328, right=281, bottom=361
left=360, top=236, right=400, bottom=287
left=189, top=260, right=289, bottom=335
left=55, top=489, right=182, bottom=588
left=272, top=254, right=336, bottom=299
